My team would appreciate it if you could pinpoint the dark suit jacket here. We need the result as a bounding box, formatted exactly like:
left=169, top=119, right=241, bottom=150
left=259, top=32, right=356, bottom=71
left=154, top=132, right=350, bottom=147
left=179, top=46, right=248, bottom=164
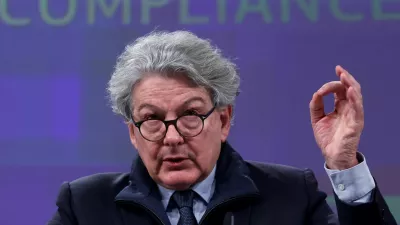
left=47, top=142, right=397, bottom=225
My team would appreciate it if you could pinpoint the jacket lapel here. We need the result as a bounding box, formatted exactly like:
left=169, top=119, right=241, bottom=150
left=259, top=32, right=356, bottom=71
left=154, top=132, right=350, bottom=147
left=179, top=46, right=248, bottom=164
left=200, top=142, right=261, bottom=225
left=114, top=157, right=172, bottom=225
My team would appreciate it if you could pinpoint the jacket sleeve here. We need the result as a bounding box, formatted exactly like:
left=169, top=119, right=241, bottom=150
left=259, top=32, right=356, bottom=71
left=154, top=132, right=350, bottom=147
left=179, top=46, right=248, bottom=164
left=304, top=168, right=397, bottom=225
left=46, top=182, right=78, bottom=225
left=334, top=179, right=397, bottom=225
left=304, top=168, right=339, bottom=225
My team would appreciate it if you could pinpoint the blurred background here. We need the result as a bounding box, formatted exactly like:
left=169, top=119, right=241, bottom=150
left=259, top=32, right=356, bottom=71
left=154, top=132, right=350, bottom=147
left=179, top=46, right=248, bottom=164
left=0, top=0, right=399, bottom=224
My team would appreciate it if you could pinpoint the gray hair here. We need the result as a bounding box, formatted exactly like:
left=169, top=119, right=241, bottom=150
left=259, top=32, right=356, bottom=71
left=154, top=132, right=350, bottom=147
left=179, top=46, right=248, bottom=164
left=107, top=30, right=240, bottom=121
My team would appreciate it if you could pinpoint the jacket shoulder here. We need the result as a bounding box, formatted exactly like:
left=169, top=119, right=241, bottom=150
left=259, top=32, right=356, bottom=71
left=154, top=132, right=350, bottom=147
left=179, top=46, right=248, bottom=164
left=246, top=160, right=306, bottom=177
left=52, top=173, right=131, bottom=223
left=58, top=172, right=130, bottom=207
left=245, top=160, right=311, bottom=188
left=69, top=172, right=129, bottom=186
left=68, top=172, right=129, bottom=193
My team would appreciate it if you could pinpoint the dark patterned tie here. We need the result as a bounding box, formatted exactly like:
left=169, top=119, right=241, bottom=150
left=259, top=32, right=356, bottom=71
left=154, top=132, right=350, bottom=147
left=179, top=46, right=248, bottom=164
left=172, top=190, right=198, bottom=225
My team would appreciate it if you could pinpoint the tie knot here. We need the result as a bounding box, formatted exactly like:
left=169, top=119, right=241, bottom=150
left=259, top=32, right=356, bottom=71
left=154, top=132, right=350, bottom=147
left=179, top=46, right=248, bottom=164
left=172, top=190, right=195, bottom=209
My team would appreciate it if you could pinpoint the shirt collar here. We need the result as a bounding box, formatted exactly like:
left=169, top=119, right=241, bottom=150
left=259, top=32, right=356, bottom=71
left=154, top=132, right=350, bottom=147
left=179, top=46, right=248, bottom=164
left=157, top=165, right=216, bottom=210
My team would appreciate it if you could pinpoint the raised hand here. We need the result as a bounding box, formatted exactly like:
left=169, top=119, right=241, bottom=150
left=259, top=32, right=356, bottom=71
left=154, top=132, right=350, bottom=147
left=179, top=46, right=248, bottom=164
left=309, top=65, right=364, bottom=170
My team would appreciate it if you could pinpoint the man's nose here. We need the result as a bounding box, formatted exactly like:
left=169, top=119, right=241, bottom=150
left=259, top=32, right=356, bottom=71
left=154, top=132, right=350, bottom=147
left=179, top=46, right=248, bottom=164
left=163, top=124, right=184, bottom=146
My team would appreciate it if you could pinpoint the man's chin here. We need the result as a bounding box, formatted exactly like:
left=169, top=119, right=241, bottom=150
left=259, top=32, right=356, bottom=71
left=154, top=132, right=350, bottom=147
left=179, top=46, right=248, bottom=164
left=161, top=170, right=199, bottom=190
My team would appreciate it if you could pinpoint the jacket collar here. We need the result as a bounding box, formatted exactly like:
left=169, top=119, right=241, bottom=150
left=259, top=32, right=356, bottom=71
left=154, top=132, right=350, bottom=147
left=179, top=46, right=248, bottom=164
left=114, top=142, right=260, bottom=225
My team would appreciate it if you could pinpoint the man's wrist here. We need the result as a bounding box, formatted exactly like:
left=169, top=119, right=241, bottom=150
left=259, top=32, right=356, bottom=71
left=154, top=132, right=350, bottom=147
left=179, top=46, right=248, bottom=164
left=326, top=154, right=359, bottom=170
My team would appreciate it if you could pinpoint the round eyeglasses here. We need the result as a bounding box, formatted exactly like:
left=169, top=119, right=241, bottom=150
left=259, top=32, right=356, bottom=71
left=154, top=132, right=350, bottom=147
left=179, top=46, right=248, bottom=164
left=131, top=105, right=216, bottom=142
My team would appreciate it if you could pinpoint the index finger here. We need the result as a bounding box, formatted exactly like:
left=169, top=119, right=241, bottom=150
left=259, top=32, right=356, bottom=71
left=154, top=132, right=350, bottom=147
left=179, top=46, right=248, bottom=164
left=335, top=65, right=361, bottom=92
left=317, top=81, right=346, bottom=97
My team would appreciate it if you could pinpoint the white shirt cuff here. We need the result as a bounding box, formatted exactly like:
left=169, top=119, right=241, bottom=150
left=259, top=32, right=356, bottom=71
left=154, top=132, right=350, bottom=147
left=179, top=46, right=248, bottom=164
left=324, top=152, right=375, bottom=204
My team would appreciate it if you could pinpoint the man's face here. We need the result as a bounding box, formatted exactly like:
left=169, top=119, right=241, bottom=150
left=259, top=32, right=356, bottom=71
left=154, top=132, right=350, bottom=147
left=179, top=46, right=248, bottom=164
left=128, top=74, right=232, bottom=190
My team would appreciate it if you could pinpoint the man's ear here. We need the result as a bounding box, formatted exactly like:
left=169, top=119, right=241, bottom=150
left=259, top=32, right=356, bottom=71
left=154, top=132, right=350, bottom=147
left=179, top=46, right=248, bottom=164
left=219, top=105, right=233, bottom=142
left=127, top=122, right=138, bottom=149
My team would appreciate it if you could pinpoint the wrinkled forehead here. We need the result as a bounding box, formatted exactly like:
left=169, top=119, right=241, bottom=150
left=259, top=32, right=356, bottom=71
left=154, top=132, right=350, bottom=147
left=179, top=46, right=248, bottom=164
left=131, top=74, right=213, bottom=111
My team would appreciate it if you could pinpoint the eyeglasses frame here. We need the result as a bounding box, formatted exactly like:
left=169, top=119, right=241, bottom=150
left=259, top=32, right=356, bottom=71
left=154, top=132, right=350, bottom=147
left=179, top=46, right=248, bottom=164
left=130, top=104, right=216, bottom=142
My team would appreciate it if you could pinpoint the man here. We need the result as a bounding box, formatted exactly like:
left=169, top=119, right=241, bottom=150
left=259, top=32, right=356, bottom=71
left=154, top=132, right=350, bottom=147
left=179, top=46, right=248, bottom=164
left=47, top=31, right=396, bottom=225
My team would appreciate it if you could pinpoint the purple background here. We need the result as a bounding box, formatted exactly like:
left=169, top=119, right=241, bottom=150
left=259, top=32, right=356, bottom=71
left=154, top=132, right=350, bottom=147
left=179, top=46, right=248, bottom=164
left=0, top=0, right=399, bottom=224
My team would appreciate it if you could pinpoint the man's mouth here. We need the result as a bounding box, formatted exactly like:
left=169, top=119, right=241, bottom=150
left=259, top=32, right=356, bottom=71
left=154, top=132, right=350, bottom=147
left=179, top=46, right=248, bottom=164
left=164, top=157, right=186, bottom=162
left=163, top=157, right=189, bottom=167
left=168, top=158, right=184, bottom=163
